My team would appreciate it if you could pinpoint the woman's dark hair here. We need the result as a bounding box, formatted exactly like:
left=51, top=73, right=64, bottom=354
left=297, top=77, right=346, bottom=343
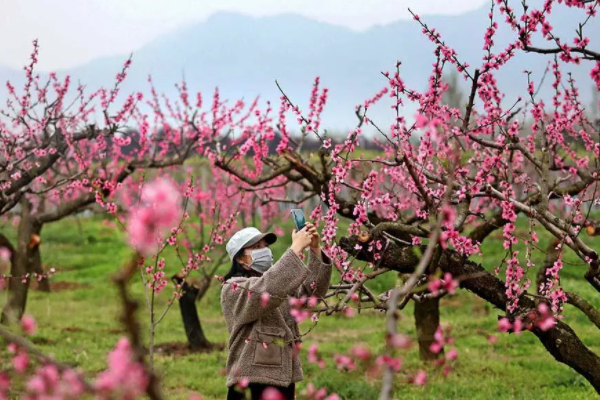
left=223, top=252, right=248, bottom=282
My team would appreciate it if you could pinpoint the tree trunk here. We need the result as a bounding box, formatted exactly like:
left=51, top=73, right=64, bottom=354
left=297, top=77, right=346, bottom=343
left=31, top=244, right=50, bottom=292
left=172, top=274, right=211, bottom=351
left=32, top=195, right=50, bottom=292
left=339, top=235, right=600, bottom=393
left=414, top=297, right=443, bottom=361
left=1, top=198, right=43, bottom=324
left=439, top=250, right=600, bottom=394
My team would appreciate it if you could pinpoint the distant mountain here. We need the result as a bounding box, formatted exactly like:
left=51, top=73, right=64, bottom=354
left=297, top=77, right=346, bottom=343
left=0, top=65, right=25, bottom=92
left=1, top=5, right=599, bottom=131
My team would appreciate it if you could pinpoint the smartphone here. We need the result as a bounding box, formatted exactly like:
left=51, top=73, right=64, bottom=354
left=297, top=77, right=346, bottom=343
left=290, top=209, right=306, bottom=231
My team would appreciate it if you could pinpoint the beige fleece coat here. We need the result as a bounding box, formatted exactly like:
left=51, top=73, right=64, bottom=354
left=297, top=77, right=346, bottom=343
left=220, top=248, right=332, bottom=388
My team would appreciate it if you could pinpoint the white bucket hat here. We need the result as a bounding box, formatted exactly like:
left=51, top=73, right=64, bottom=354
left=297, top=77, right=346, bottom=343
left=226, top=227, right=277, bottom=261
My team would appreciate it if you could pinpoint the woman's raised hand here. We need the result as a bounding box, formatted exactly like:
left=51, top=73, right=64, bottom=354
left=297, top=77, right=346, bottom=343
left=305, top=222, right=320, bottom=250
left=291, top=226, right=313, bottom=255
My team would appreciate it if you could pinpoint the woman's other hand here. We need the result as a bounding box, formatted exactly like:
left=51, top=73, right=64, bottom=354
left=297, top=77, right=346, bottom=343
left=291, top=226, right=313, bottom=255
left=305, top=222, right=320, bottom=251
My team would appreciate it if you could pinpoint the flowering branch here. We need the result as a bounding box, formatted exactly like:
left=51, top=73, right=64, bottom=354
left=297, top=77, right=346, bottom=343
left=112, top=254, right=164, bottom=400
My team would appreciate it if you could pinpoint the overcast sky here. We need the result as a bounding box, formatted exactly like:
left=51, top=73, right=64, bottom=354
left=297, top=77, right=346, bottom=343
left=1, top=0, right=488, bottom=71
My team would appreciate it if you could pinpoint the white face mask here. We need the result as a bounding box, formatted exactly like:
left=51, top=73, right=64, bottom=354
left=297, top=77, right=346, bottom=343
left=244, top=247, right=273, bottom=273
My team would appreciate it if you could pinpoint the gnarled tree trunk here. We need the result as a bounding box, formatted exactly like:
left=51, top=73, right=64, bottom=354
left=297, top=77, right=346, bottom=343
left=414, top=297, right=443, bottom=361
left=340, top=235, right=600, bottom=394
left=1, top=198, right=44, bottom=324
left=172, top=274, right=212, bottom=351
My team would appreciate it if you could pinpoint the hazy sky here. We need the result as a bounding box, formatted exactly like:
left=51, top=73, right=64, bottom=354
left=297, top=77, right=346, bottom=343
left=1, top=0, right=488, bottom=71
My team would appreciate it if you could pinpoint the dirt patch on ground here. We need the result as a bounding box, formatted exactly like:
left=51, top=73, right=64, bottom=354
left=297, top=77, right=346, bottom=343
left=154, top=341, right=225, bottom=356
left=30, top=280, right=91, bottom=292
left=32, top=337, right=56, bottom=345
left=106, top=327, right=128, bottom=334
left=62, top=326, right=85, bottom=333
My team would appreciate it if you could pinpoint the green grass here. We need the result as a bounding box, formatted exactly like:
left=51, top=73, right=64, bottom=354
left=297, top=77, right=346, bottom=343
left=0, top=215, right=599, bottom=399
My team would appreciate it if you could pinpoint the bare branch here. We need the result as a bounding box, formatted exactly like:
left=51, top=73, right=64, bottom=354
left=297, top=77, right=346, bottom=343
left=565, top=292, right=600, bottom=330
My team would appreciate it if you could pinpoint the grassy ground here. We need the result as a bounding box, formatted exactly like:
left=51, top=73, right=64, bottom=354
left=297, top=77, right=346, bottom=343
left=0, top=215, right=599, bottom=399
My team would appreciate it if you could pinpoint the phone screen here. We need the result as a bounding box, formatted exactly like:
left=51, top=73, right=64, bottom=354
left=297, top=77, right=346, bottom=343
left=291, top=209, right=306, bottom=230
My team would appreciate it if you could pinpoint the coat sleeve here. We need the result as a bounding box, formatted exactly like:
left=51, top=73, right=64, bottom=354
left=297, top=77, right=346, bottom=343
left=297, top=248, right=332, bottom=299
left=221, top=249, right=310, bottom=326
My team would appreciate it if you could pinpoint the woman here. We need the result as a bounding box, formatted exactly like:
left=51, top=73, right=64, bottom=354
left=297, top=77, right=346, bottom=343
left=221, top=222, right=332, bottom=400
